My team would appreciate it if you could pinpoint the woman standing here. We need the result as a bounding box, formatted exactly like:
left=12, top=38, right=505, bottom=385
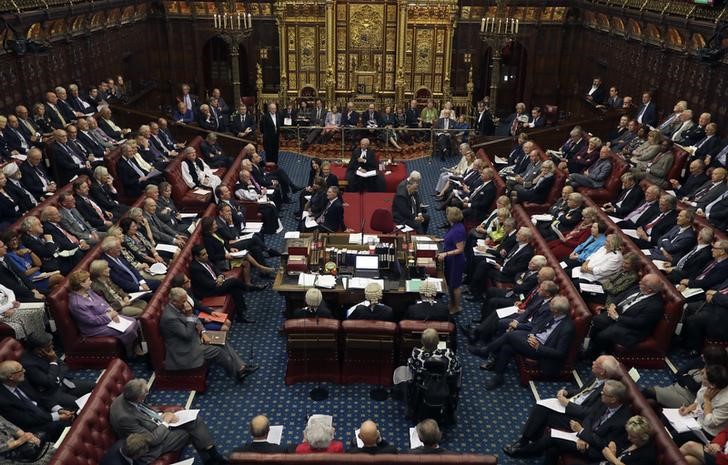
left=438, top=207, right=466, bottom=315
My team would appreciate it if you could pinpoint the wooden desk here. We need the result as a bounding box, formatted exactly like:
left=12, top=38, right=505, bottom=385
left=273, top=233, right=447, bottom=317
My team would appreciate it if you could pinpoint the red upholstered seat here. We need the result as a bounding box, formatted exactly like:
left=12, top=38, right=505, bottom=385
left=576, top=150, right=629, bottom=203
left=283, top=318, right=341, bottom=384
left=340, top=320, right=397, bottom=385
left=228, top=453, right=498, bottom=464
left=397, top=320, right=455, bottom=366
left=0, top=338, right=23, bottom=361
left=370, top=208, right=395, bottom=234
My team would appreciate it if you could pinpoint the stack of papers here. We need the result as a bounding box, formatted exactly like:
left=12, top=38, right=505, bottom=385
left=356, top=170, right=377, bottom=178
left=228, top=249, right=249, bottom=258
left=156, top=244, right=180, bottom=254
left=163, top=409, right=200, bottom=427
left=315, top=275, right=337, bottom=289
left=284, top=231, right=301, bottom=239
left=663, top=408, right=701, bottom=433
left=148, top=263, right=168, bottom=275
left=348, top=278, right=384, bottom=289
left=107, top=317, right=133, bottom=332
left=495, top=306, right=519, bottom=318
left=242, top=222, right=264, bottom=233
left=681, top=288, right=705, bottom=299
left=297, top=273, right=317, bottom=287
left=550, top=429, right=578, bottom=443
left=405, top=279, right=443, bottom=293
left=580, top=283, right=604, bottom=294
left=537, top=398, right=566, bottom=413
left=266, top=425, right=284, bottom=445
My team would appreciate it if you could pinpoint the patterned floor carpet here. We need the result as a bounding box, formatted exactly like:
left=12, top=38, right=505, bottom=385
left=76, top=150, right=685, bottom=464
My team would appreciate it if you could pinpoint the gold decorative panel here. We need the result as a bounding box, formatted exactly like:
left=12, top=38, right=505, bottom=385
left=299, top=27, right=316, bottom=70
left=386, top=28, right=396, bottom=51
left=415, top=29, right=433, bottom=72
left=337, top=28, right=347, bottom=50
left=436, top=30, right=444, bottom=53
left=288, top=29, right=297, bottom=51
left=350, top=4, right=384, bottom=49
left=385, top=54, right=394, bottom=72
left=337, top=55, right=346, bottom=71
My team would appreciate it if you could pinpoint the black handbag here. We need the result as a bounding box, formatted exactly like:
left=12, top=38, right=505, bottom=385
left=3, top=440, right=50, bottom=462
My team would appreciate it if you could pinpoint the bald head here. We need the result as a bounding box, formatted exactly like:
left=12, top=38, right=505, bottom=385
left=249, top=415, right=270, bottom=439
left=358, top=420, right=380, bottom=447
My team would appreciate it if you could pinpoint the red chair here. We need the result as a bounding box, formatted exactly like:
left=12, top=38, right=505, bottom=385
left=341, top=320, right=397, bottom=385
left=370, top=208, right=395, bottom=234
left=284, top=318, right=341, bottom=384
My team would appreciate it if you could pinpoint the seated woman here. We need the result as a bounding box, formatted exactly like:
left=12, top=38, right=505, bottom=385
left=547, top=208, right=599, bottom=261
left=119, top=217, right=167, bottom=268
left=172, top=101, right=193, bottom=124
left=1, top=231, right=62, bottom=294
left=484, top=207, right=511, bottom=244
left=393, top=328, right=461, bottom=386
left=576, top=415, right=655, bottom=465
left=620, top=125, right=647, bottom=158
left=627, top=129, right=661, bottom=162
left=514, top=160, right=556, bottom=203
left=0, top=414, right=54, bottom=464
left=673, top=364, right=728, bottom=446
left=291, top=288, right=333, bottom=319
left=89, top=259, right=146, bottom=318
left=435, top=145, right=475, bottom=197
left=346, top=283, right=394, bottom=321
left=181, top=148, right=222, bottom=193
left=576, top=233, right=623, bottom=282
left=0, top=283, right=47, bottom=340
left=320, top=105, right=341, bottom=143
left=682, top=424, right=728, bottom=465
left=643, top=345, right=728, bottom=410
left=67, top=270, right=140, bottom=357
left=200, top=217, right=275, bottom=276
left=295, top=415, right=344, bottom=454
left=302, top=177, right=328, bottom=219
left=599, top=252, right=641, bottom=306
left=562, top=221, right=608, bottom=269
left=31, top=103, right=53, bottom=135
left=380, top=105, right=401, bottom=150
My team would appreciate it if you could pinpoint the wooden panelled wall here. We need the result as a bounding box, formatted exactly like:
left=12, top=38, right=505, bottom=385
left=0, top=21, right=154, bottom=114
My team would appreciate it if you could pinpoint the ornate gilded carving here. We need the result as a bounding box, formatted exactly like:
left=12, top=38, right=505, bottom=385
left=288, top=28, right=297, bottom=50
left=337, top=28, right=347, bottom=50
left=337, top=55, right=346, bottom=71
left=415, top=29, right=433, bottom=72
left=436, top=29, right=444, bottom=53
left=385, top=54, right=394, bottom=72
left=349, top=4, right=384, bottom=49
left=386, top=28, right=396, bottom=51
left=299, top=27, right=316, bottom=69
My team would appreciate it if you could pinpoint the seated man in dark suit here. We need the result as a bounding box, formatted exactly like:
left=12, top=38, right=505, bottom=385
left=100, top=433, right=152, bottom=465
left=346, top=138, right=382, bottom=192
left=306, top=186, right=344, bottom=233
left=51, top=128, right=93, bottom=185
left=409, top=419, right=450, bottom=454
left=90, top=166, right=129, bottom=220
left=233, top=415, right=289, bottom=454
left=215, top=203, right=272, bottom=267
left=484, top=295, right=575, bottom=390
left=117, top=142, right=156, bottom=198
left=503, top=355, right=621, bottom=458
left=468, top=226, right=534, bottom=299
left=73, top=180, right=114, bottom=230
left=348, top=420, right=398, bottom=454
left=347, top=283, right=394, bottom=321
left=97, top=106, right=130, bottom=141
left=676, top=239, right=728, bottom=292
left=100, top=236, right=156, bottom=293
left=630, top=194, right=678, bottom=248
left=586, top=273, right=664, bottom=358
left=189, top=245, right=259, bottom=323
left=519, top=379, right=632, bottom=464
left=110, top=378, right=226, bottom=465
left=405, top=280, right=449, bottom=321
left=392, top=176, right=429, bottom=234
left=40, top=206, right=87, bottom=272
left=0, top=360, right=74, bottom=441
left=671, top=159, right=709, bottom=199
left=650, top=209, right=696, bottom=260
left=200, top=132, right=231, bottom=169
left=291, top=288, right=333, bottom=319
left=602, top=172, right=644, bottom=218
left=682, top=277, right=728, bottom=350
left=664, top=227, right=714, bottom=284
left=20, top=147, right=56, bottom=201
left=513, top=160, right=556, bottom=203
left=459, top=168, right=496, bottom=224
left=19, top=216, right=63, bottom=274
left=21, top=332, right=95, bottom=410
left=229, top=104, right=256, bottom=139
left=161, top=287, right=256, bottom=382
left=615, top=184, right=661, bottom=228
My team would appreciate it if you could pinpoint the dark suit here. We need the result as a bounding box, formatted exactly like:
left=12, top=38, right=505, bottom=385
left=679, top=125, right=706, bottom=146
left=189, top=259, right=249, bottom=319
left=516, top=174, right=555, bottom=203
left=0, top=381, right=71, bottom=439
left=612, top=186, right=644, bottom=218
left=687, top=259, right=728, bottom=290
left=5, top=179, right=37, bottom=213
left=315, top=197, right=345, bottom=233
left=676, top=173, right=709, bottom=198
left=692, top=135, right=723, bottom=161
left=229, top=112, right=255, bottom=138
left=463, top=180, right=496, bottom=223
left=346, top=148, right=380, bottom=192
left=260, top=112, right=284, bottom=163
left=348, top=441, right=398, bottom=454
left=4, top=126, right=29, bottom=154
left=635, top=102, right=658, bottom=128
left=21, top=351, right=95, bottom=409
left=100, top=439, right=142, bottom=465
left=632, top=210, right=677, bottom=247
left=116, top=157, right=147, bottom=197
left=589, top=289, right=663, bottom=354
left=0, top=258, right=37, bottom=300
left=667, top=245, right=713, bottom=284
left=474, top=109, right=496, bottom=136
left=233, top=441, right=289, bottom=454
left=652, top=226, right=695, bottom=259
left=348, top=303, right=395, bottom=321
left=409, top=446, right=450, bottom=454
left=20, top=233, right=62, bottom=273
left=44, top=103, right=66, bottom=129
left=90, top=179, right=127, bottom=217
left=587, top=85, right=606, bottom=105
left=77, top=130, right=106, bottom=158
left=405, top=301, right=450, bottom=321
left=98, top=118, right=123, bottom=141
left=51, top=142, right=87, bottom=185
left=433, top=117, right=456, bottom=159
left=392, top=184, right=429, bottom=234
left=76, top=194, right=109, bottom=230
left=103, top=253, right=146, bottom=293
left=485, top=244, right=534, bottom=284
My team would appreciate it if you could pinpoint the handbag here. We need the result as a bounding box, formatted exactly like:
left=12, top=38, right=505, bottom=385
left=3, top=440, right=50, bottom=462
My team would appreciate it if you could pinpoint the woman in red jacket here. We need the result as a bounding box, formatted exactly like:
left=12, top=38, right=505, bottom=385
left=681, top=425, right=728, bottom=464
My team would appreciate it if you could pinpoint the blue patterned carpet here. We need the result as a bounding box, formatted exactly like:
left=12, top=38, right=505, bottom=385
left=78, top=150, right=683, bottom=464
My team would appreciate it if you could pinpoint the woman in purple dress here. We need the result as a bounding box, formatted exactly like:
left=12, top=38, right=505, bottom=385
left=67, top=270, right=140, bottom=356
left=438, top=207, right=466, bottom=315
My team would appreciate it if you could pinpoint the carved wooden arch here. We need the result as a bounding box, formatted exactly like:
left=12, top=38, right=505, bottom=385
left=89, top=12, right=104, bottom=29
left=644, top=23, right=661, bottom=43
left=688, top=32, right=707, bottom=51
left=26, top=23, right=45, bottom=40
left=48, top=19, right=66, bottom=38
left=121, top=6, right=135, bottom=24
left=666, top=27, right=685, bottom=50
left=414, top=86, right=433, bottom=104
left=627, top=18, right=641, bottom=38
left=583, top=10, right=597, bottom=27
left=596, top=13, right=610, bottom=31
left=299, top=85, right=318, bottom=98
left=70, top=16, right=85, bottom=34
left=106, top=8, right=121, bottom=26
left=135, top=3, right=148, bottom=18
left=611, top=17, right=625, bottom=35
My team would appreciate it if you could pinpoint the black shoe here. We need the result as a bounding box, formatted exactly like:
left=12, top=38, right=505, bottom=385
left=467, top=344, right=489, bottom=358
left=480, top=354, right=496, bottom=371
left=292, top=185, right=304, bottom=193
left=242, top=364, right=259, bottom=374
left=503, top=439, right=529, bottom=457
left=485, top=374, right=504, bottom=390
left=471, top=318, right=482, bottom=324
left=249, top=283, right=270, bottom=291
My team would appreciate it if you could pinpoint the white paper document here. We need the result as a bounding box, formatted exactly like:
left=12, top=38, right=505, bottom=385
left=550, top=429, right=579, bottom=443
left=607, top=216, right=622, bottom=223
left=494, top=156, right=508, bottom=164
left=354, top=429, right=364, bottom=448
left=531, top=214, right=554, bottom=223
left=571, top=267, right=582, bottom=279
left=681, top=287, right=705, bottom=299
left=284, top=231, right=301, bottom=239
left=315, top=275, right=337, bottom=289
left=128, top=291, right=151, bottom=302
left=622, top=229, right=640, bottom=239
left=242, top=222, right=264, bottom=233
left=496, top=306, right=519, bottom=318
left=537, top=398, right=566, bottom=414
left=298, top=273, right=317, bottom=287
left=580, top=283, right=604, bottom=294
left=640, top=249, right=651, bottom=256
left=559, top=261, right=568, bottom=269
left=107, top=317, right=133, bottom=332
left=304, top=216, right=318, bottom=229
left=164, top=409, right=200, bottom=427
left=148, top=263, right=168, bottom=275
left=192, top=188, right=210, bottom=195
left=409, top=427, right=424, bottom=449
left=17, top=302, right=45, bottom=310
left=11, top=154, right=27, bottom=161
left=187, top=220, right=199, bottom=234
left=266, top=425, right=284, bottom=445
left=663, top=408, right=701, bottom=433
left=75, top=392, right=92, bottom=412
left=628, top=367, right=640, bottom=382
left=348, top=278, right=384, bottom=289
left=236, top=233, right=255, bottom=242
left=356, top=170, right=377, bottom=178
left=169, top=460, right=194, bottom=465
left=397, top=224, right=414, bottom=233
left=652, top=260, right=670, bottom=270
left=228, top=249, right=249, bottom=258
left=155, top=244, right=180, bottom=254
left=349, top=234, right=378, bottom=244
left=179, top=213, right=198, bottom=219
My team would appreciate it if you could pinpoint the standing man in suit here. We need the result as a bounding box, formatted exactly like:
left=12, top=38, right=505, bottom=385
left=21, top=332, right=95, bottom=410
left=586, top=274, right=664, bottom=358
left=260, top=103, right=284, bottom=163
left=346, top=138, right=380, bottom=192
left=585, top=77, right=606, bottom=105
left=474, top=100, right=496, bottom=136
left=177, top=83, right=200, bottom=119
left=161, top=287, right=256, bottom=382
left=484, top=296, right=575, bottom=390
left=110, top=378, right=226, bottom=465
left=392, top=176, right=429, bottom=234
left=0, top=360, right=74, bottom=441
left=635, top=91, right=658, bottom=128
left=433, top=109, right=456, bottom=160
left=229, top=104, right=255, bottom=139
left=233, top=415, right=289, bottom=453
left=503, top=355, right=621, bottom=457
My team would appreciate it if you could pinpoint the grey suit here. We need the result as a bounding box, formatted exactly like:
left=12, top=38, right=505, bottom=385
left=143, top=212, right=180, bottom=245
left=159, top=302, right=245, bottom=377
left=694, top=181, right=727, bottom=210
left=568, top=158, right=613, bottom=188
left=109, top=395, right=214, bottom=465
left=59, top=207, right=102, bottom=244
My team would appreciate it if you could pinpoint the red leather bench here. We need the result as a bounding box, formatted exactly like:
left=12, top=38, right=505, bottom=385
left=283, top=318, right=342, bottom=385
left=575, top=150, right=629, bottom=203
left=512, top=205, right=593, bottom=384
left=0, top=337, right=23, bottom=361
left=340, top=320, right=397, bottom=385
left=47, top=358, right=179, bottom=465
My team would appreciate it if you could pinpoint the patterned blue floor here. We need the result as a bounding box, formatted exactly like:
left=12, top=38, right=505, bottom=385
left=79, top=150, right=682, bottom=464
